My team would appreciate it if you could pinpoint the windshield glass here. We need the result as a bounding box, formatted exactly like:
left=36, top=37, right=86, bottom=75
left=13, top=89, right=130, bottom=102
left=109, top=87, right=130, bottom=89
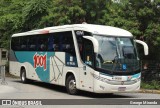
left=94, top=35, right=139, bottom=73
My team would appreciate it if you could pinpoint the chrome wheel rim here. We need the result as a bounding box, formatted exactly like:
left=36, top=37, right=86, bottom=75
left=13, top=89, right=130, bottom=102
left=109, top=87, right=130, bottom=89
left=22, top=72, right=25, bottom=81
left=69, top=80, right=76, bottom=91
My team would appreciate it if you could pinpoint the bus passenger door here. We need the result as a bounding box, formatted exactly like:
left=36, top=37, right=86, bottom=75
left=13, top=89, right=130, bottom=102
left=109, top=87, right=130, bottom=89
left=80, top=39, right=94, bottom=92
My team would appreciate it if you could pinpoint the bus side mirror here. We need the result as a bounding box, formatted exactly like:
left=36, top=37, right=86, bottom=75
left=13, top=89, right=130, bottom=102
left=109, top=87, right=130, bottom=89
left=83, top=36, right=99, bottom=53
left=135, top=40, right=149, bottom=55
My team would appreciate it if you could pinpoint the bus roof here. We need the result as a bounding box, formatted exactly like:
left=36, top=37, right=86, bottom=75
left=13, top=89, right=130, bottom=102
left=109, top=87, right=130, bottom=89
left=12, top=24, right=133, bottom=37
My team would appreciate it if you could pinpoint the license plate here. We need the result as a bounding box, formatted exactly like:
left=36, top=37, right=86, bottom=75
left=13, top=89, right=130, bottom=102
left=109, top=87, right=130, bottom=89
left=114, top=76, right=122, bottom=81
left=118, top=87, right=126, bottom=91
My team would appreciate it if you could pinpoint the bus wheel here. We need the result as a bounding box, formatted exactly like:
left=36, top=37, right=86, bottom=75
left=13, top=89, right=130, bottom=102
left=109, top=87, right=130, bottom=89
left=66, top=75, right=78, bottom=95
left=20, top=69, right=28, bottom=83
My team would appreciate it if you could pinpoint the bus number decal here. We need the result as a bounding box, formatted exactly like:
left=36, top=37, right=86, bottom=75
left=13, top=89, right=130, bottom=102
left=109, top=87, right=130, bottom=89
left=33, top=53, right=47, bottom=71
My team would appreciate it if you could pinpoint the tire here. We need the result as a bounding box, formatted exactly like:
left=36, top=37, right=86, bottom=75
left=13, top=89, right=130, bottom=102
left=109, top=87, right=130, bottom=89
left=66, top=75, right=78, bottom=95
left=20, top=69, right=28, bottom=83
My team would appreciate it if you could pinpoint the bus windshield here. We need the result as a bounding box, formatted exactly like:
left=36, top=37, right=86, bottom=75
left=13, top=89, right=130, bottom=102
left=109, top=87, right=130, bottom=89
left=94, top=35, right=140, bottom=74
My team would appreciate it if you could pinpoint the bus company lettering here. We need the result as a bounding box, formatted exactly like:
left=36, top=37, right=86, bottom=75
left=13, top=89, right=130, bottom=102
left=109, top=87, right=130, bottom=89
left=33, top=53, right=47, bottom=71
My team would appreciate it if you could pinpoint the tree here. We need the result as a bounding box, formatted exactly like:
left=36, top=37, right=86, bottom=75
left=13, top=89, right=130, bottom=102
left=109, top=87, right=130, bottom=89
left=0, top=0, right=26, bottom=48
left=81, top=0, right=108, bottom=24
left=22, top=0, right=50, bottom=31
left=0, top=0, right=160, bottom=61
left=101, top=0, right=160, bottom=60
left=126, top=0, right=160, bottom=60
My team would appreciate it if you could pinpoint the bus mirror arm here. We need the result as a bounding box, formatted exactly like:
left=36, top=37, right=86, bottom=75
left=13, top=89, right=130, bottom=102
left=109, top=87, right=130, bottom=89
left=135, top=40, right=149, bottom=55
left=83, top=36, right=99, bottom=53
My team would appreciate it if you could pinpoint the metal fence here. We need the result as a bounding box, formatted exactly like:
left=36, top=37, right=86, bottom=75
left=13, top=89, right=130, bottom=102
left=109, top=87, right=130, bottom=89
left=141, top=60, right=160, bottom=82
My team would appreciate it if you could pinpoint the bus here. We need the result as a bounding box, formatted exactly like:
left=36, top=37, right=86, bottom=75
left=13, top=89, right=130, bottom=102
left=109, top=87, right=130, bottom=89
left=10, top=24, right=148, bottom=95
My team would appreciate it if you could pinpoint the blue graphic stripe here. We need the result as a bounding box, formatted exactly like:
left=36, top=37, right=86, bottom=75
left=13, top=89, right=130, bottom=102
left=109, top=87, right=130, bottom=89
left=15, top=51, right=54, bottom=82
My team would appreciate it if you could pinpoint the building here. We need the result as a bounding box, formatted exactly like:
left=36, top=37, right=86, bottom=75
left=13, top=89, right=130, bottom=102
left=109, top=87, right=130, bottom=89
left=0, top=48, right=8, bottom=66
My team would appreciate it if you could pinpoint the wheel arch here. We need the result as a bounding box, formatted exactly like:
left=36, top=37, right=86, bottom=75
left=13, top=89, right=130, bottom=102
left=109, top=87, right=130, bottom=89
left=65, top=71, right=78, bottom=87
left=65, top=71, right=79, bottom=95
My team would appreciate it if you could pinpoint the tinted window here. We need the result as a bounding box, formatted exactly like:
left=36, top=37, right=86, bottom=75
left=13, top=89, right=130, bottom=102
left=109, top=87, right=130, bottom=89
left=11, top=31, right=75, bottom=54
left=37, top=34, right=49, bottom=51
left=74, top=30, right=92, bottom=60
left=20, top=36, right=28, bottom=51
left=48, top=35, right=54, bottom=51
left=11, top=37, right=20, bottom=50
left=28, top=36, right=37, bottom=51
left=83, top=39, right=94, bottom=67
left=51, top=31, right=75, bottom=55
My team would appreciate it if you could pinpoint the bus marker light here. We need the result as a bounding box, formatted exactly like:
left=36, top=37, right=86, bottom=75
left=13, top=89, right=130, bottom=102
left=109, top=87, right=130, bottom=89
left=40, top=30, right=49, bottom=34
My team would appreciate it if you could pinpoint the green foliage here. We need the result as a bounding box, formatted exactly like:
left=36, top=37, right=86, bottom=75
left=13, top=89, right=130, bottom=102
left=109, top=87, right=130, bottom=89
left=81, top=0, right=109, bottom=24
left=50, top=0, right=86, bottom=25
left=141, top=81, right=160, bottom=90
left=0, top=0, right=25, bottom=49
left=0, top=0, right=160, bottom=61
left=22, top=0, right=50, bottom=30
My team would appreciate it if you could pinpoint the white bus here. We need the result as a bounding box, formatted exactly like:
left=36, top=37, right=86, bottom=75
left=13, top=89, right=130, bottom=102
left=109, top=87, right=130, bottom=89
left=10, top=24, right=148, bottom=94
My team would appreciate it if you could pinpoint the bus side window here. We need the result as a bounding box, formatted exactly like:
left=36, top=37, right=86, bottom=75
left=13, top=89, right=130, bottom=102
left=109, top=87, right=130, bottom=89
left=48, top=35, right=54, bottom=51
left=37, top=34, right=48, bottom=51
left=62, top=36, right=70, bottom=52
left=53, top=34, right=59, bottom=51
left=63, top=32, right=75, bottom=56
left=83, top=39, right=94, bottom=67
left=53, top=31, right=75, bottom=56
left=74, top=30, right=92, bottom=62
left=28, top=36, right=37, bottom=51
left=20, top=36, right=28, bottom=51
left=11, top=37, right=20, bottom=51
left=53, top=44, right=58, bottom=51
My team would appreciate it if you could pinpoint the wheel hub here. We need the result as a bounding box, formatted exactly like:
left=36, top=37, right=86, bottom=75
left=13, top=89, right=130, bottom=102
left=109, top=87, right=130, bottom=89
left=69, top=80, right=76, bottom=90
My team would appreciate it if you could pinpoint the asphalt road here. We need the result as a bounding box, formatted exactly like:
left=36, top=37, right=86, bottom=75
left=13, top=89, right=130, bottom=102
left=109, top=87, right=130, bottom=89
left=0, top=77, right=160, bottom=108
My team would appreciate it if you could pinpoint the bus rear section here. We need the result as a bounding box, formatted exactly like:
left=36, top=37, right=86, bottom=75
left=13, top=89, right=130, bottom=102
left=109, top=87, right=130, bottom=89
left=9, top=30, right=78, bottom=84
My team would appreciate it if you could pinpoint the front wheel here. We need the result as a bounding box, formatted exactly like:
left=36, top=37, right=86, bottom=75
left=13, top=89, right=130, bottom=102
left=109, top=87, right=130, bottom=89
left=66, top=75, right=78, bottom=95
left=20, top=69, right=28, bottom=83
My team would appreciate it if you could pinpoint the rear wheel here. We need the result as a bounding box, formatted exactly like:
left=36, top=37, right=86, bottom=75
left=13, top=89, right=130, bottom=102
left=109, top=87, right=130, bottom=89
left=20, top=69, right=28, bottom=83
left=66, top=75, right=78, bottom=95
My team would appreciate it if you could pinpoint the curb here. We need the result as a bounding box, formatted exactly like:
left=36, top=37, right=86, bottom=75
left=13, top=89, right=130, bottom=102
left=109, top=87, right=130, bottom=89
left=139, top=89, right=160, bottom=94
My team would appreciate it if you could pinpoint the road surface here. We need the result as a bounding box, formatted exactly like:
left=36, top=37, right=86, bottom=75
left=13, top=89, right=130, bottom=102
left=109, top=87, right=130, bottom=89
left=0, top=77, right=160, bottom=108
